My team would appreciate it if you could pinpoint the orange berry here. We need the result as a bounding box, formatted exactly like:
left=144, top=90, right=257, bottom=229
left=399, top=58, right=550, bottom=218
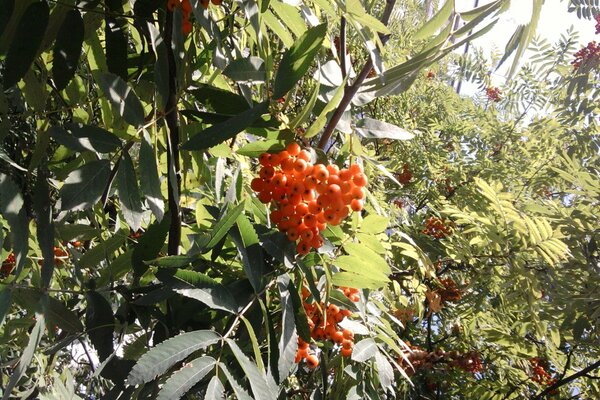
left=339, top=169, right=352, bottom=181
left=271, top=173, right=286, bottom=187
left=327, top=304, right=340, bottom=315
left=296, top=240, right=311, bottom=255
left=328, top=174, right=342, bottom=186
left=307, top=200, right=321, bottom=215
left=286, top=142, right=301, bottom=156
left=353, top=173, right=367, bottom=187
left=341, top=347, right=353, bottom=357
left=327, top=164, right=340, bottom=175
left=311, top=235, right=324, bottom=249
left=349, top=294, right=360, bottom=302
left=251, top=177, right=265, bottom=192
left=316, top=222, right=327, bottom=231
left=316, top=194, right=331, bottom=208
left=349, top=164, right=362, bottom=175
left=304, top=175, right=318, bottom=190
left=303, top=213, right=318, bottom=228
left=288, top=193, right=303, bottom=205
left=295, top=202, right=309, bottom=216
left=306, top=354, right=319, bottom=369
left=342, top=339, right=353, bottom=349
left=326, top=184, right=342, bottom=197
left=350, top=199, right=363, bottom=212
left=287, top=227, right=299, bottom=242
left=200, top=0, right=209, bottom=8
left=260, top=166, right=275, bottom=180
left=351, top=186, right=365, bottom=200
left=342, top=329, right=354, bottom=340
left=211, top=0, right=222, bottom=4
left=332, top=330, right=344, bottom=343
left=294, top=159, right=308, bottom=174
left=299, top=229, right=314, bottom=242
left=302, top=188, right=315, bottom=201
left=258, top=191, right=272, bottom=203
left=271, top=188, right=286, bottom=202
left=259, top=153, right=271, bottom=166
left=281, top=157, right=294, bottom=172
left=297, top=150, right=311, bottom=162
left=270, top=210, right=284, bottom=224
left=312, top=164, right=329, bottom=181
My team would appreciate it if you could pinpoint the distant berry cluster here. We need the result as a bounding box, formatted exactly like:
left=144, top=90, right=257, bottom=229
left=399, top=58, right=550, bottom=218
left=485, top=86, right=502, bottom=102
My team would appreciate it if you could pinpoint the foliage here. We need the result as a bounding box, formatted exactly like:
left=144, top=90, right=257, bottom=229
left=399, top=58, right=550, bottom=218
left=0, top=0, right=599, bottom=399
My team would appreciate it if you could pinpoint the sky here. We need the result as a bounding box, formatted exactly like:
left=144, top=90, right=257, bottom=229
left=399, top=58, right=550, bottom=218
left=454, top=0, right=597, bottom=85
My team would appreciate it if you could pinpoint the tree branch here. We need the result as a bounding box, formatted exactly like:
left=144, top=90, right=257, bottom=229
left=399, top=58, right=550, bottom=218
left=532, top=359, right=600, bottom=399
left=164, top=10, right=182, bottom=256
left=317, top=0, right=396, bottom=150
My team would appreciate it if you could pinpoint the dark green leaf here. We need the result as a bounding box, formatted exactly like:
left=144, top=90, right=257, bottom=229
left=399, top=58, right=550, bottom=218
left=132, top=215, right=170, bottom=277
left=59, top=159, right=111, bottom=211
left=277, top=275, right=298, bottom=383
left=86, top=291, right=115, bottom=361
left=231, top=214, right=266, bottom=293
left=288, top=280, right=311, bottom=342
left=0, top=174, right=29, bottom=277
left=139, top=130, right=164, bottom=221
left=105, top=0, right=128, bottom=79
left=127, top=330, right=221, bottom=386
left=3, top=2, right=49, bottom=88
left=236, top=140, right=285, bottom=157
left=53, top=9, right=84, bottom=90
left=0, top=0, right=15, bottom=41
left=203, top=202, right=246, bottom=250
left=190, top=84, right=250, bottom=114
left=273, top=23, right=327, bottom=99
left=205, top=375, right=225, bottom=400
left=181, top=101, right=269, bottom=151
left=78, top=230, right=128, bottom=268
left=223, top=56, right=266, bottom=83
left=33, top=172, right=55, bottom=288
left=55, top=224, right=100, bottom=242
left=147, top=22, right=169, bottom=109
left=51, top=123, right=122, bottom=153
left=226, top=339, right=279, bottom=400
left=116, top=153, right=144, bottom=231
left=0, top=286, right=12, bottom=327
left=97, top=72, right=145, bottom=127
left=156, top=356, right=216, bottom=400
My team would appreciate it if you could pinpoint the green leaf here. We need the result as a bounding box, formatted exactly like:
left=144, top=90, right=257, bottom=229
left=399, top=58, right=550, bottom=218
left=59, top=159, right=111, bottom=211
left=156, top=356, right=216, bottom=400
left=237, top=140, right=285, bottom=157
left=127, top=330, right=221, bottom=386
left=304, top=79, right=346, bottom=138
left=355, top=118, right=414, bottom=141
left=105, top=0, right=128, bottom=79
left=78, top=230, right=128, bottom=268
left=0, top=174, right=29, bottom=277
left=344, top=242, right=391, bottom=275
left=157, top=269, right=238, bottom=314
left=290, top=81, right=320, bottom=129
left=3, top=2, right=49, bottom=88
left=277, top=275, right=298, bottom=383
left=269, top=0, right=307, bottom=38
left=2, top=310, right=44, bottom=400
left=116, top=153, right=144, bottom=231
left=226, top=339, right=279, bottom=400
left=413, top=0, right=454, bottom=40
left=181, top=101, right=269, bottom=151
left=334, top=256, right=389, bottom=282
left=33, top=172, right=55, bottom=288
left=0, top=0, right=15, bottom=41
left=332, top=272, right=388, bottom=290
left=97, top=72, right=145, bottom=128
left=147, top=22, right=169, bottom=109
left=51, top=123, right=122, bottom=153
left=273, top=23, right=328, bottom=99
left=190, top=84, right=250, bottom=114
left=205, top=375, right=225, bottom=400
left=139, top=130, right=165, bottom=221
left=85, top=291, right=115, bottom=361
left=132, top=216, right=170, bottom=277
left=204, top=202, right=246, bottom=250
left=0, top=286, right=12, bottom=327
left=53, top=9, right=84, bottom=90
left=223, top=56, right=266, bottom=83
left=231, top=214, right=267, bottom=293
left=361, top=215, right=389, bottom=234
left=220, top=364, right=253, bottom=400
left=352, top=338, right=378, bottom=362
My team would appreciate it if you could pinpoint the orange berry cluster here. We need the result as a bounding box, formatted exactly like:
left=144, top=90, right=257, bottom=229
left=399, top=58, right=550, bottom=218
left=167, top=0, right=193, bottom=35
left=485, top=87, right=502, bottom=102
left=294, top=286, right=360, bottom=369
left=400, top=346, right=483, bottom=376
left=397, top=163, right=412, bottom=185
left=530, top=358, right=557, bottom=387
left=251, top=142, right=367, bottom=255
left=1, top=253, right=16, bottom=277
left=436, top=278, right=462, bottom=303
left=422, top=217, right=453, bottom=239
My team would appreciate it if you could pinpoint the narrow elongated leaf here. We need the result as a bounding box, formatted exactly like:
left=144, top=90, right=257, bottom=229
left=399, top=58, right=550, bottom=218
left=355, top=118, right=414, bottom=141
left=190, top=85, right=250, bottom=114
left=2, top=311, right=44, bottom=400
left=334, top=256, right=389, bottom=282
left=105, top=0, right=128, bottom=79
left=273, top=23, right=327, bottom=99
left=204, top=202, right=246, bottom=250
left=51, top=123, right=122, bottom=153
left=116, top=153, right=144, bottom=231
left=132, top=216, right=170, bottom=277
left=139, top=130, right=164, bottom=221
left=182, top=101, right=269, bottom=151
left=53, top=9, right=84, bottom=90
left=290, top=81, right=320, bottom=128
left=0, top=174, right=29, bottom=277
left=0, top=286, right=12, bottom=326
left=344, top=242, right=391, bottom=275
left=413, top=0, right=454, bottom=40
left=237, top=140, right=285, bottom=157
left=352, top=338, right=378, bottom=362
left=147, top=22, right=169, bottom=108
left=156, top=356, right=216, bottom=400
left=304, top=79, right=346, bottom=138
left=332, top=272, right=388, bottom=289
left=277, top=275, right=298, bottom=383
left=231, top=214, right=267, bottom=293
left=226, top=339, right=279, bottom=400
left=127, top=330, right=221, bottom=386
left=3, top=2, right=49, bottom=88
left=97, top=72, right=145, bottom=127
left=33, top=172, right=55, bottom=288
left=0, top=0, right=15, bottom=41
left=78, top=230, right=128, bottom=268
left=86, top=291, right=115, bottom=362
left=220, top=364, right=253, bottom=400
left=60, top=160, right=111, bottom=211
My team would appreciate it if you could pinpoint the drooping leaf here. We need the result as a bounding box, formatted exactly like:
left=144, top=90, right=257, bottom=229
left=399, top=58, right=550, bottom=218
left=352, top=338, right=378, bottom=362
left=355, top=118, right=414, bottom=141
left=230, top=214, right=267, bottom=293
left=181, top=101, right=269, bottom=151
left=273, top=23, right=328, bottom=99
left=190, top=84, right=251, bottom=114
left=304, top=79, right=346, bottom=138
left=203, top=201, right=247, bottom=251
left=226, top=339, right=279, bottom=400
left=53, top=9, right=84, bottom=90
left=132, top=214, right=170, bottom=277
left=413, top=0, right=454, bottom=40
left=127, top=330, right=221, bottom=386
left=277, top=275, right=298, bottom=383
left=97, top=72, right=145, bottom=127
left=116, top=153, right=144, bottom=232
left=3, top=2, right=49, bottom=88
left=105, top=0, right=128, bottom=80
left=156, top=356, right=216, bottom=400
left=139, top=130, right=165, bottom=221
left=59, top=160, right=111, bottom=211
left=51, top=123, right=122, bottom=153
left=85, top=291, right=115, bottom=361
left=223, top=56, right=266, bottom=83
